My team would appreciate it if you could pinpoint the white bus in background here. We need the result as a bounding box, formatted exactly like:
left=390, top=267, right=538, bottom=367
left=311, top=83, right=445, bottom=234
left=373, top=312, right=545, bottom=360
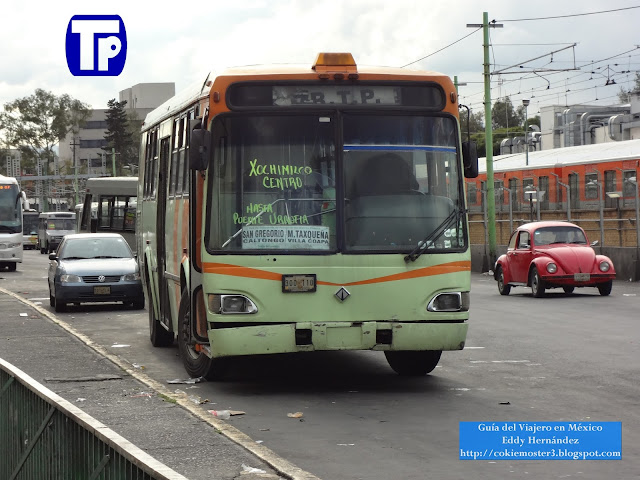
left=0, top=174, right=29, bottom=270
left=22, top=209, right=39, bottom=249
left=37, top=211, right=76, bottom=254
left=79, top=176, right=137, bottom=253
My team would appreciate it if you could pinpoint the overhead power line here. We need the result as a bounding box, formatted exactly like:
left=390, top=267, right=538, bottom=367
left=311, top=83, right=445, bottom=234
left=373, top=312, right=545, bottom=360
left=497, top=5, right=640, bottom=22
left=401, top=26, right=482, bottom=68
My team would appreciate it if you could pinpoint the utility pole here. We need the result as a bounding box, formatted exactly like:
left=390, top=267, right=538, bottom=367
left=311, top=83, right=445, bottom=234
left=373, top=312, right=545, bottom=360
left=71, top=137, right=80, bottom=207
left=467, top=12, right=503, bottom=268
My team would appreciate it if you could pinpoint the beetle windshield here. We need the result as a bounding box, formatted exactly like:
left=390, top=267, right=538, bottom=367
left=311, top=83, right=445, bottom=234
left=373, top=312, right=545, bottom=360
left=533, top=226, right=587, bottom=246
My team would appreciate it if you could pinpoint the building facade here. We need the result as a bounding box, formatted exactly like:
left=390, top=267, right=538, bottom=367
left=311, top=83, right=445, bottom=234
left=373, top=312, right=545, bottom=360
left=59, top=83, right=175, bottom=178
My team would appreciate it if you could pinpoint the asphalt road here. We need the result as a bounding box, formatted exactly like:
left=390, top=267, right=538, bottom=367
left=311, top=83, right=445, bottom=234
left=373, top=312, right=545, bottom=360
left=3, top=249, right=638, bottom=480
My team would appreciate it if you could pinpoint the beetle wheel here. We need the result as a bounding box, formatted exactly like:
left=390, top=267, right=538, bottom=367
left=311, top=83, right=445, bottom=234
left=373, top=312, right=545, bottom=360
left=530, top=267, right=546, bottom=298
left=597, top=280, right=612, bottom=296
left=497, top=267, right=511, bottom=296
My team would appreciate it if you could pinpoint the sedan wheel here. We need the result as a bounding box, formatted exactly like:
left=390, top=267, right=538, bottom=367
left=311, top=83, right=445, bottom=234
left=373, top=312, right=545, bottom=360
left=597, top=280, right=613, bottom=296
left=497, top=267, right=511, bottom=296
left=530, top=267, right=546, bottom=298
left=54, top=297, right=66, bottom=313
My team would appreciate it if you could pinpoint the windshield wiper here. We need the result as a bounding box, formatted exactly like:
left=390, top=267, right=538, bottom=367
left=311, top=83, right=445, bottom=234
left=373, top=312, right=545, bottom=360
left=61, top=256, right=88, bottom=260
left=404, top=207, right=466, bottom=263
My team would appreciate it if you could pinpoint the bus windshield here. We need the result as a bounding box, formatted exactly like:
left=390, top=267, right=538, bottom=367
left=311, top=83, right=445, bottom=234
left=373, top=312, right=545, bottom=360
left=0, top=184, right=22, bottom=233
left=47, top=219, right=76, bottom=230
left=207, top=114, right=464, bottom=253
left=23, top=212, right=39, bottom=234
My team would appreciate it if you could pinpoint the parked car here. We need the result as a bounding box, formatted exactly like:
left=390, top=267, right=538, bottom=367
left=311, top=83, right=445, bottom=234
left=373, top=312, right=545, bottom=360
left=47, top=233, right=144, bottom=312
left=494, top=221, right=616, bottom=297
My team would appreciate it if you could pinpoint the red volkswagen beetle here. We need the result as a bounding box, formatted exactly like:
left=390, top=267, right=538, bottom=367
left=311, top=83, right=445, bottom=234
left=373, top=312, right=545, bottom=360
left=494, top=221, right=616, bottom=297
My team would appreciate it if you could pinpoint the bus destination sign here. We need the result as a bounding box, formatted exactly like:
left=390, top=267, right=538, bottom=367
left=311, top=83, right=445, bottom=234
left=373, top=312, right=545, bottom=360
left=272, top=85, right=401, bottom=106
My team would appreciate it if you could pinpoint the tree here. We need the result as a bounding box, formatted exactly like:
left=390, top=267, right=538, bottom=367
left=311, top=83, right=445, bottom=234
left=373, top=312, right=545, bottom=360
left=460, top=109, right=485, bottom=137
left=492, top=97, right=522, bottom=130
left=125, top=110, right=142, bottom=176
left=618, top=73, right=640, bottom=103
left=0, top=89, right=90, bottom=176
left=103, top=98, right=135, bottom=175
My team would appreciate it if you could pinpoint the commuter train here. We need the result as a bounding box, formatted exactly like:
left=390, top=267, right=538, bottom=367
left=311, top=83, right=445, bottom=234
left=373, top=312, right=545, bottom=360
left=466, top=139, right=640, bottom=214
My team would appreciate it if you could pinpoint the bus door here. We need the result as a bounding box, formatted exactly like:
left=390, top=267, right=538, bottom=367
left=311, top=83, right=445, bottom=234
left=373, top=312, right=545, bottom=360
left=156, top=136, right=172, bottom=330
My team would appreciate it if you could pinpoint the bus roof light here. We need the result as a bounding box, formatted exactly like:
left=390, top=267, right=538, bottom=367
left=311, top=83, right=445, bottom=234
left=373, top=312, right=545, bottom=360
left=312, top=52, right=358, bottom=76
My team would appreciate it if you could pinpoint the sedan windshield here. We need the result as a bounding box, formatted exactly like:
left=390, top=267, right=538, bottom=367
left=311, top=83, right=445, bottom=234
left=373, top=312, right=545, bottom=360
left=60, top=237, right=133, bottom=259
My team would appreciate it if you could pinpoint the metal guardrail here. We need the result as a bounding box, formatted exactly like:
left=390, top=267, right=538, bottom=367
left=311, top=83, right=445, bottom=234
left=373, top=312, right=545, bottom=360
left=0, top=358, right=188, bottom=480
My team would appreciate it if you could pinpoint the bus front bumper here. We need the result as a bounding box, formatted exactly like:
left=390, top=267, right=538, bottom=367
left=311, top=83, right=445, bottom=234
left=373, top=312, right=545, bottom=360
left=207, top=321, right=468, bottom=358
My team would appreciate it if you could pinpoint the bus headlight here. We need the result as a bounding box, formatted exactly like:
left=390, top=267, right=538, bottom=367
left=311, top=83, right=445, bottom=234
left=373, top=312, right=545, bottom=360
left=599, top=261, right=611, bottom=272
left=546, top=263, right=557, bottom=273
left=427, top=292, right=470, bottom=312
left=60, top=274, right=82, bottom=283
left=208, top=294, right=258, bottom=314
left=8, top=242, right=21, bottom=248
left=123, top=272, right=141, bottom=281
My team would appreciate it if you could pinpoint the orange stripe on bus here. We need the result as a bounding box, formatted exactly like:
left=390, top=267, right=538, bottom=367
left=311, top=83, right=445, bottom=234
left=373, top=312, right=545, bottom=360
left=202, top=261, right=470, bottom=286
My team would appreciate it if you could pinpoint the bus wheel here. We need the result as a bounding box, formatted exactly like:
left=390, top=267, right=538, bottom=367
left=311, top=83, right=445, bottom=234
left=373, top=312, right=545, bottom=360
left=148, top=296, right=173, bottom=347
left=178, top=289, right=227, bottom=380
left=7, top=263, right=16, bottom=272
left=384, top=350, right=442, bottom=376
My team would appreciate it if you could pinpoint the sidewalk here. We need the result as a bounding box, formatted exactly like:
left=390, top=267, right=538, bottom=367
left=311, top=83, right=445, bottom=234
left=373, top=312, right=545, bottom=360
left=0, top=289, right=314, bottom=480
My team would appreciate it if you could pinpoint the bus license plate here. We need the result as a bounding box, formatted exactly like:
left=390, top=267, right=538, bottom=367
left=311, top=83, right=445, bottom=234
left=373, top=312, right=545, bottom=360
left=282, top=274, right=316, bottom=293
left=94, top=286, right=111, bottom=295
left=574, top=273, right=590, bottom=282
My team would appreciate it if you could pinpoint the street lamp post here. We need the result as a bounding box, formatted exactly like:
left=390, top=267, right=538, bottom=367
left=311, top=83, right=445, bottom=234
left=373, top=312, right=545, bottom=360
left=624, top=176, right=640, bottom=248
left=587, top=179, right=604, bottom=247
left=522, top=99, right=530, bottom=166
left=550, top=172, right=571, bottom=221
left=497, top=186, right=513, bottom=233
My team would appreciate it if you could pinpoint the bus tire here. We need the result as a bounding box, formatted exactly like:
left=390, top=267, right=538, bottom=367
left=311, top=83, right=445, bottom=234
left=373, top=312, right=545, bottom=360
left=148, top=297, right=173, bottom=347
left=177, top=289, right=227, bottom=380
left=7, top=263, right=16, bottom=272
left=384, top=350, right=442, bottom=376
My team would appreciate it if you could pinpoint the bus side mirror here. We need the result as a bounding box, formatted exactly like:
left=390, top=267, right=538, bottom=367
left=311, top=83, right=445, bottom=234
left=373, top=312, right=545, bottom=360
left=190, top=129, right=211, bottom=171
left=462, top=141, right=479, bottom=179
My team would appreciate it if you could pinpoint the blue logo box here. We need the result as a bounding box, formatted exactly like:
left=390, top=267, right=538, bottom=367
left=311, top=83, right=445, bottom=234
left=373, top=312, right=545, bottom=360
left=65, top=15, right=127, bottom=76
left=460, top=422, right=621, bottom=460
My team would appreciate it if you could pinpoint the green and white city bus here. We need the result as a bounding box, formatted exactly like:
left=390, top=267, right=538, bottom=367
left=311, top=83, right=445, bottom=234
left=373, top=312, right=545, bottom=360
left=137, top=52, right=478, bottom=379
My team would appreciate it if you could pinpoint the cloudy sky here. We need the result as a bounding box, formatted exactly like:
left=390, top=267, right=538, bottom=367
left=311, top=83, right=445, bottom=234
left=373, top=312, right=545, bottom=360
left=1, top=0, right=639, bottom=119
